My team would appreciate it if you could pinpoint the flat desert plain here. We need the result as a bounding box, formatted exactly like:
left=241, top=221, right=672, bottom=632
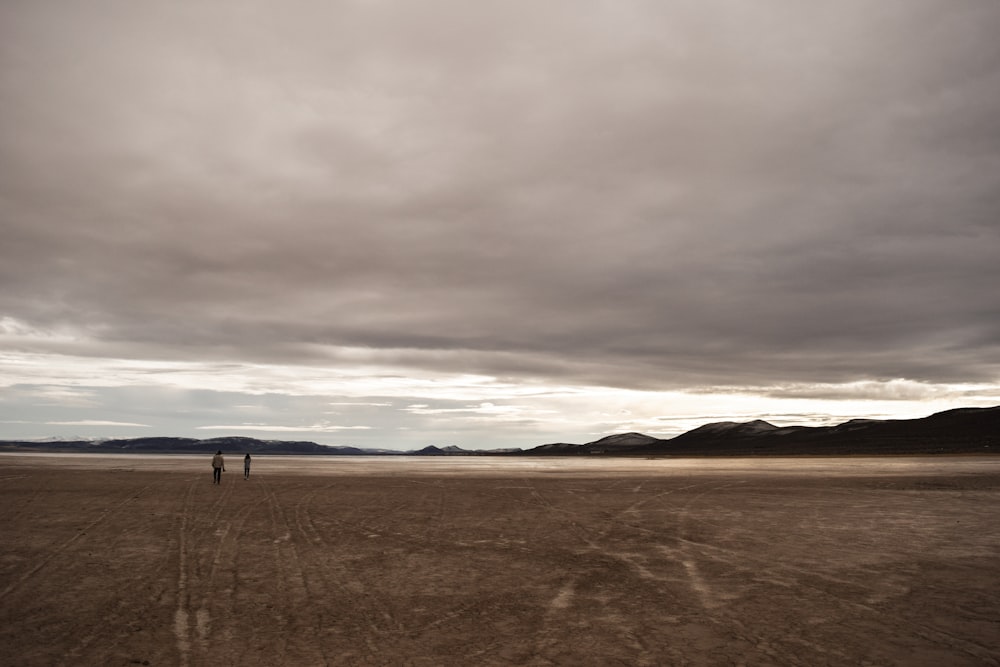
left=1, top=455, right=998, bottom=666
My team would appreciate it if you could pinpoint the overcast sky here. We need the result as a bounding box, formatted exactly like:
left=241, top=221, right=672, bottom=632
left=2, top=1, right=999, bottom=450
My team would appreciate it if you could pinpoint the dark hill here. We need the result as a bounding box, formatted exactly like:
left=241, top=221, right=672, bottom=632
left=521, top=406, right=1000, bottom=456
left=639, top=406, right=1000, bottom=456
left=0, top=436, right=366, bottom=455
left=672, top=419, right=779, bottom=441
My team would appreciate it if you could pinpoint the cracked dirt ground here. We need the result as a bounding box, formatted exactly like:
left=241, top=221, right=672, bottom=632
left=1, top=455, right=998, bottom=666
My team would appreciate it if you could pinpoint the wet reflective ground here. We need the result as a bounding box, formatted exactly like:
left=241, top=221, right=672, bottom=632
left=3, top=451, right=999, bottom=476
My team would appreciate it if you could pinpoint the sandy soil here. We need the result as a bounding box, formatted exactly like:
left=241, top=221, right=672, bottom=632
left=1, top=455, right=998, bottom=666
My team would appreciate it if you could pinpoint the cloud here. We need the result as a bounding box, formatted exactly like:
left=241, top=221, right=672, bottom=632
left=328, top=402, right=394, bottom=408
left=46, top=420, right=150, bottom=428
left=763, top=380, right=971, bottom=402
left=1, top=2, right=999, bottom=447
left=14, top=386, right=102, bottom=407
left=196, top=424, right=372, bottom=433
left=402, top=401, right=559, bottom=426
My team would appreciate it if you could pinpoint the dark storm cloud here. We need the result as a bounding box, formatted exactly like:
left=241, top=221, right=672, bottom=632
left=2, top=1, right=999, bottom=392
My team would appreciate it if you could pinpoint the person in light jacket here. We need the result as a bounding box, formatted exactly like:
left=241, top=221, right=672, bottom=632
left=212, top=450, right=225, bottom=485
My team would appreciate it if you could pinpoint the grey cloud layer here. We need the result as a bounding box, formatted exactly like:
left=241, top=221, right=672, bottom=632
left=2, top=1, right=999, bottom=391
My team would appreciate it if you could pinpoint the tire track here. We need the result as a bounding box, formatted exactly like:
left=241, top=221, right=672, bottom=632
left=521, top=478, right=741, bottom=662
left=291, top=480, right=414, bottom=661
left=613, top=480, right=1000, bottom=666
left=661, top=532, right=1000, bottom=664
left=173, top=479, right=198, bottom=667
left=294, top=477, right=517, bottom=662
left=57, top=478, right=176, bottom=664
left=257, top=477, right=331, bottom=666
left=174, top=472, right=249, bottom=666
left=0, top=479, right=164, bottom=602
left=191, top=497, right=257, bottom=656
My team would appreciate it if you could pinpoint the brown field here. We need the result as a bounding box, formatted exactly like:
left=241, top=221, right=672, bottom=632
left=1, top=454, right=998, bottom=666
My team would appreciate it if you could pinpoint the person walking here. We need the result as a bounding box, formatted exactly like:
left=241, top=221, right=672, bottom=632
left=212, top=450, right=225, bottom=484
left=244, top=453, right=252, bottom=479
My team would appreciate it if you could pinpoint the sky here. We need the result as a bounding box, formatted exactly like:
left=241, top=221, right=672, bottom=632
left=2, top=1, right=1000, bottom=451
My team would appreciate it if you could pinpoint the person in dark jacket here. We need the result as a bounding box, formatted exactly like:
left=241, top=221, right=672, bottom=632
left=244, top=453, right=252, bottom=479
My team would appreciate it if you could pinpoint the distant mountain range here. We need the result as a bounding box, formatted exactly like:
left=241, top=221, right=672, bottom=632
left=1, top=406, right=997, bottom=457
left=529, top=406, right=999, bottom=456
